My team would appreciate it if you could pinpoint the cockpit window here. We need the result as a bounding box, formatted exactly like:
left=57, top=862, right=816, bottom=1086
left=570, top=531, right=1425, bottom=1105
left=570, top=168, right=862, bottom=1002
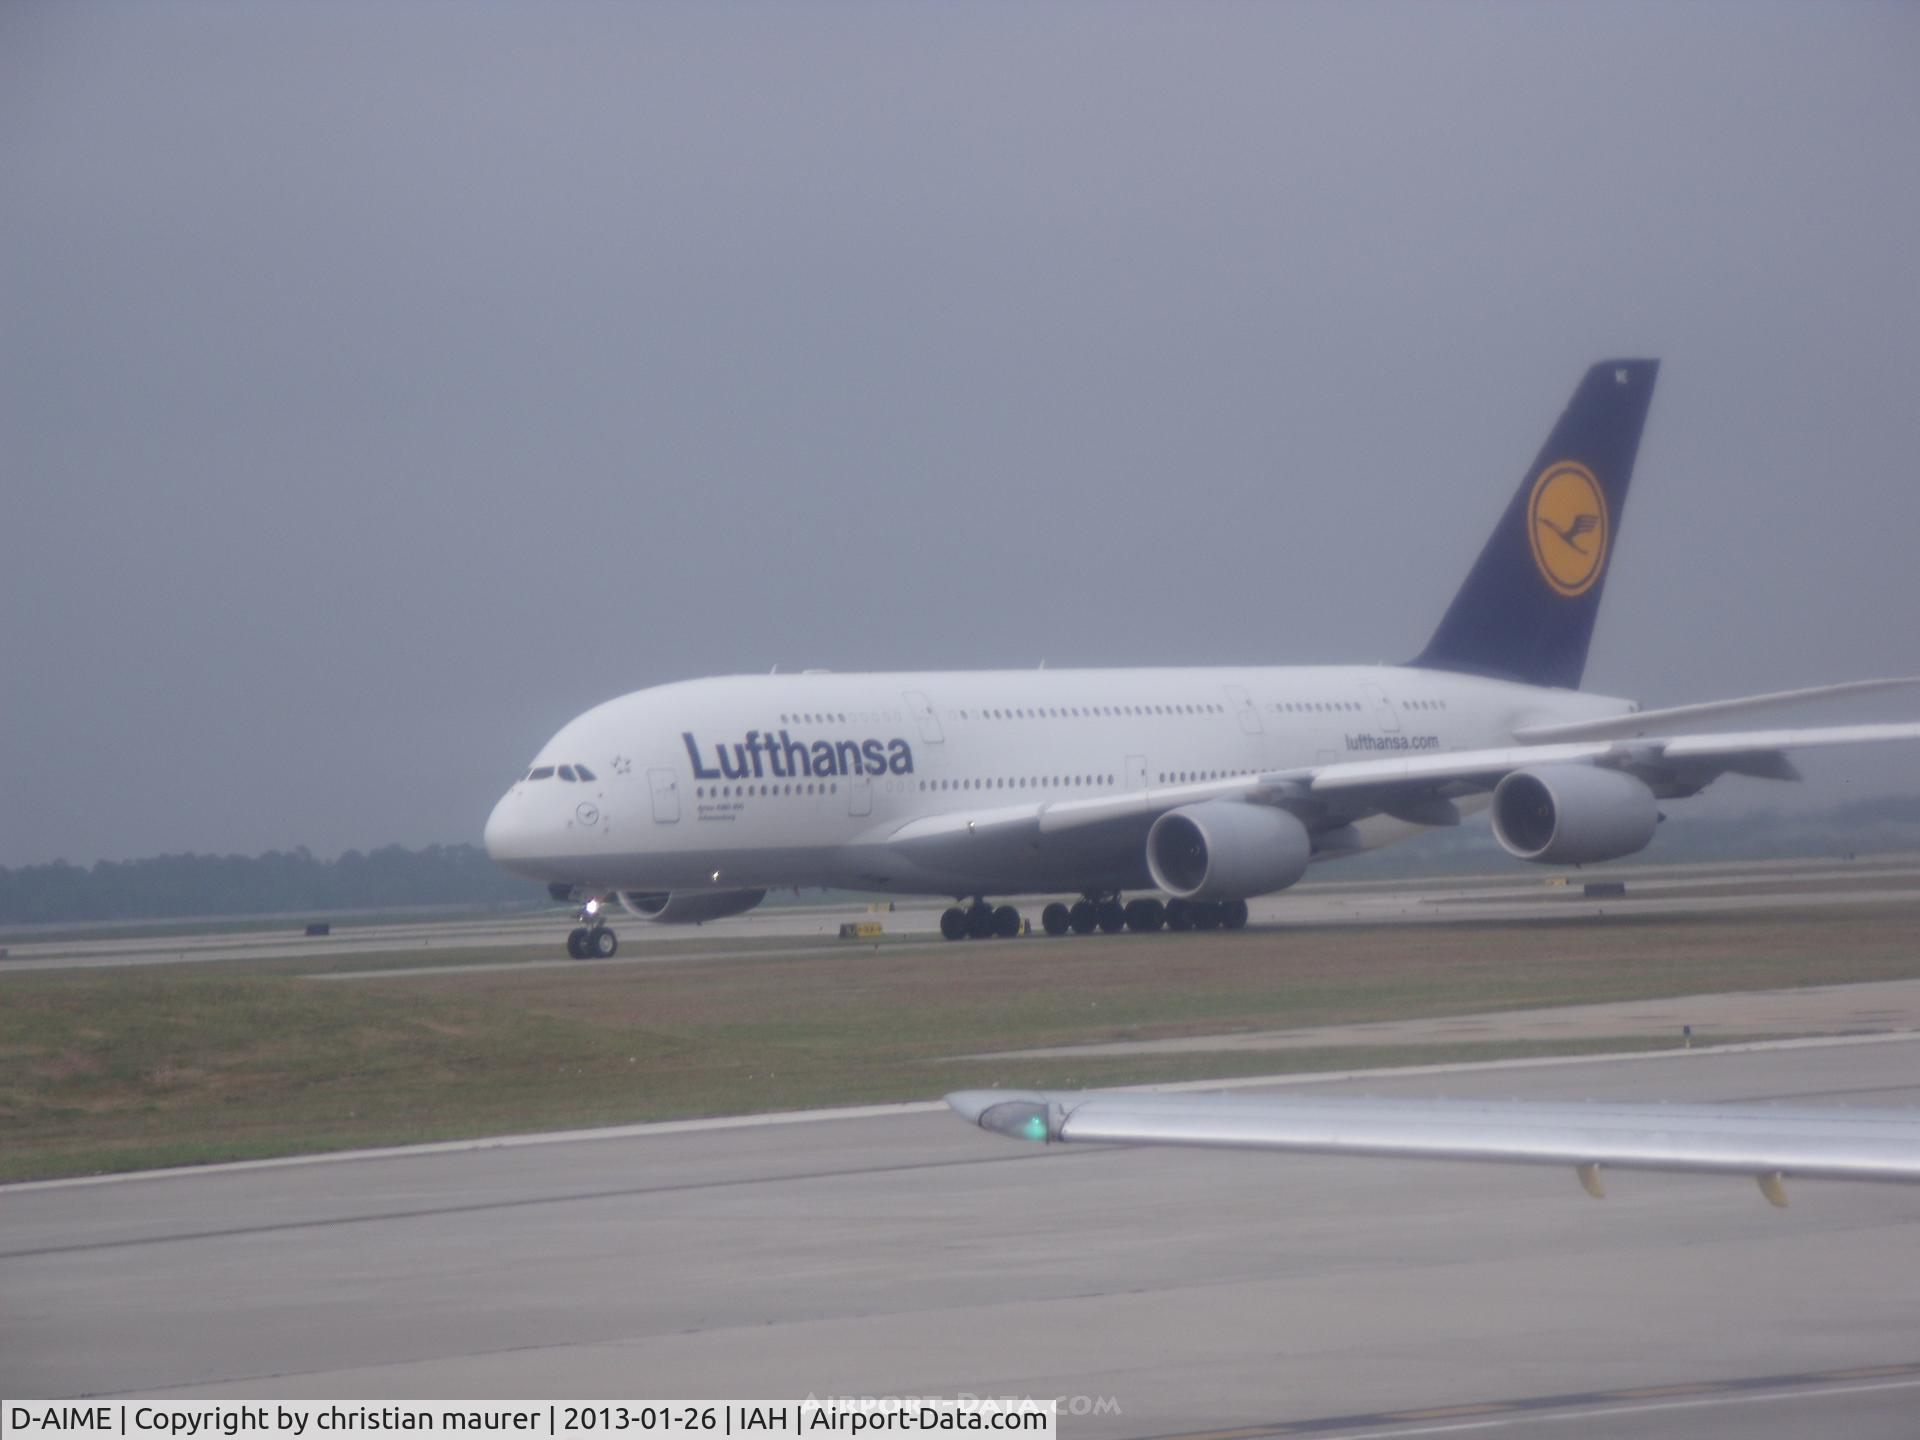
left=526, top=762, right=597, bottom=782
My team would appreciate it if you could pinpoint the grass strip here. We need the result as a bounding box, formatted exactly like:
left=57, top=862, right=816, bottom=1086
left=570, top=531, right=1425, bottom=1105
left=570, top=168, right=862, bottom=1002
left=4, top=901, right=1918, bottom=1183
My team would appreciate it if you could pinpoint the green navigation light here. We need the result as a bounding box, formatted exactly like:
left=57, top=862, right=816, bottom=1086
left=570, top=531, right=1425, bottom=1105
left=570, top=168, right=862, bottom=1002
left=976, top=1099, right=1052, bottom=1143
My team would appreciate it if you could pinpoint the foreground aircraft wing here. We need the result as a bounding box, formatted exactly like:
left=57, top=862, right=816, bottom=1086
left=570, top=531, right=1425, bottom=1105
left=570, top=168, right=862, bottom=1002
left=883, top=720, right=1920, bottom=848
left=946, top=1089, right=1920, bottom=1205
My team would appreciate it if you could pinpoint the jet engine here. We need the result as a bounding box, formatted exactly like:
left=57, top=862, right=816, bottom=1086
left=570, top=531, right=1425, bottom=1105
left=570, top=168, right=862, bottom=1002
left=1145, top=801, right=1312, bottom=901
left=616, top=888, right=768, bottom=924
left=1490, top=764, right=1657, bottom=865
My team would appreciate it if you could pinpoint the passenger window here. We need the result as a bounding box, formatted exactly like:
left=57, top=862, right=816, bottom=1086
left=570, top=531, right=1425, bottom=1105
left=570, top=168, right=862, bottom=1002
left=529, top=767, right=555, bottom=781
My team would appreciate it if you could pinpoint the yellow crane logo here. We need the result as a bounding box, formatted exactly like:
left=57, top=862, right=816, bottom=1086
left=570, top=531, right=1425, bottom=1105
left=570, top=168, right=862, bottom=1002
left=1527, top=460, right=1609, bottom=596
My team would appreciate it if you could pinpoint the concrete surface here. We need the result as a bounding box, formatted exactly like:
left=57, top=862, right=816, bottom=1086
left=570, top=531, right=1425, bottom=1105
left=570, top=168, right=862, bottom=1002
left=6, top=1038, right=1919, bottom=1437
left=7, top=856, right=1916, bottom=975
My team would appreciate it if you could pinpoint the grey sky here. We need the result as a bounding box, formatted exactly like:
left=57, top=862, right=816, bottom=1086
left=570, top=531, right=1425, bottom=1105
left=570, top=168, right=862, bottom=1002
left=4, top=1, right=1918, bottom=868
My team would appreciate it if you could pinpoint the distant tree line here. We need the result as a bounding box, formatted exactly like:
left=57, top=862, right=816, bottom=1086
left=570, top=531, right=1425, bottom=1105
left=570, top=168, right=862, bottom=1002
left=0, top=844, right=543, bottom=926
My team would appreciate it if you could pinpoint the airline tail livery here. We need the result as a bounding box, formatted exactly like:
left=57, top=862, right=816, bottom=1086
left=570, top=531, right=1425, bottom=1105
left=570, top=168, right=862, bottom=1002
left=486, top=361, right=1920, bottom=957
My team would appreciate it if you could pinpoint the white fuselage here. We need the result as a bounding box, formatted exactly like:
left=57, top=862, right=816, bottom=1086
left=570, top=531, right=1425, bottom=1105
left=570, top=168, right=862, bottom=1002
left=483, top=665, right=1634, bottom=900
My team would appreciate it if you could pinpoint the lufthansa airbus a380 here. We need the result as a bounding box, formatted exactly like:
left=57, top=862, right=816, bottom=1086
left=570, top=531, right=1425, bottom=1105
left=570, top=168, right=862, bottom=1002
left=485, top=360, right=1920, bottom=960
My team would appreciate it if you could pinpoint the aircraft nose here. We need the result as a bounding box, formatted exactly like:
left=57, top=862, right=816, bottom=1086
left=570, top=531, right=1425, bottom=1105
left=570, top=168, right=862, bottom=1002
left=484, top=791, right=530, bottom=865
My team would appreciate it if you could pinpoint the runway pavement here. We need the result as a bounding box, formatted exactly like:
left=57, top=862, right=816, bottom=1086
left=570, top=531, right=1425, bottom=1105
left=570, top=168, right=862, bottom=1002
left=6, top=1036, right=1919, bottom=1438
left=6, top=855, right=1917, bottom=974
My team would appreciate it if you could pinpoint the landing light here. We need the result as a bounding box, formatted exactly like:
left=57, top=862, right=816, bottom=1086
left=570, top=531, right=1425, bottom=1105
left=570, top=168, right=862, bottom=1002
left=583, top=898, right=600, bottom=917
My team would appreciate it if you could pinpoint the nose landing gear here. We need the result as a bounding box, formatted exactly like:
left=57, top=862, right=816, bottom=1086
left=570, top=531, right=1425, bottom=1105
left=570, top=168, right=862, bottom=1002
left=565, top=898, right=618, bottom=959
left=566, top=926, right=617, bottom=959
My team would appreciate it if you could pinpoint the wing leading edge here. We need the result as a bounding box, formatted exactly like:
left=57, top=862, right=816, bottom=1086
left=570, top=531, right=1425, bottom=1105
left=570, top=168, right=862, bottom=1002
left=1510, top=676, right=1920, bottom=744
left=883, top=720, right=1920, bottom=850
left=947, top=1089, right=1920, bottom=1206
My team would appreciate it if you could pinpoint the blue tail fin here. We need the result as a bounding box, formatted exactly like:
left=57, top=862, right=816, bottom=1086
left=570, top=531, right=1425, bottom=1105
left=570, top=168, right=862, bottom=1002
left=1412, top=359, right=1658, bottom=689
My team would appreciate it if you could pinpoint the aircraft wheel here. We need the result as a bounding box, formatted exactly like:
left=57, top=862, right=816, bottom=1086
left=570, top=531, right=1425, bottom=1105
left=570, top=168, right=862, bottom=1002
left=1068, top=900, right=1097, bottom=935
left=1041, top=903, right=1071, bottom=937
left=1191, top=901, right=1222, bottom=931
left=967, top=901, right=996, bottom=940
left=1220, top=899, right=1250, bottom=931
left=993, top=904, right=1022, bottom=938
left=1164, top=899, right=1192, bottom=932
left=591, top=926, right=618, bottom=958
left=566, top=926, right=589, bottom=958
left=1096, top=900, right=1127, bottom=934
left=1125, top=898, right=1165, bottom=933
left=940, top=907, right=969, bottom=941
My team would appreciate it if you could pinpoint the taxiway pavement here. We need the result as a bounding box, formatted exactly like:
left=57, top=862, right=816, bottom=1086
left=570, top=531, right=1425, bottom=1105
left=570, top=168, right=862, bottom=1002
left=6, top=1037, right=1919, bottom=1438
left=6, top=856, right=1916, bottom=975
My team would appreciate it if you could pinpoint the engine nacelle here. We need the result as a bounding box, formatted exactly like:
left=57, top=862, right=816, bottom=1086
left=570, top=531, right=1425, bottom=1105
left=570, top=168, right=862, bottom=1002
left=616, top=888, right=768, bottom=924
left=1145, top=801, right=1311, bottom=901
left=1491, top=764, right=1657, bottom=865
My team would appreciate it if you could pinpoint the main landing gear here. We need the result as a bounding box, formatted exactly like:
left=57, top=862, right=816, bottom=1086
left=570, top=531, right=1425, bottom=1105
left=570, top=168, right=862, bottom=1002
left=565, top=897, right=618, bottom=959
left=940, top=898, right=1023, bottom=941
left=937, top=893, right=1250, bottom=941
left=1160, top=897, right=1250, bottom=933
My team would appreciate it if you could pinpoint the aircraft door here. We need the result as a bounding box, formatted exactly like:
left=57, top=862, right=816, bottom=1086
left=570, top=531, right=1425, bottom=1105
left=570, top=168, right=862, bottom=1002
left=1359, top=682, right=1402, bottom=733
left=1223, top=684, right=1263, bottom=734
left=848, top=774, right=873, bottom=817
left=904, top=691, right=944, bottom=743
left=648, top=768, right=681, bottom=823
left=1125, top=754, right=1148, bottom=792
